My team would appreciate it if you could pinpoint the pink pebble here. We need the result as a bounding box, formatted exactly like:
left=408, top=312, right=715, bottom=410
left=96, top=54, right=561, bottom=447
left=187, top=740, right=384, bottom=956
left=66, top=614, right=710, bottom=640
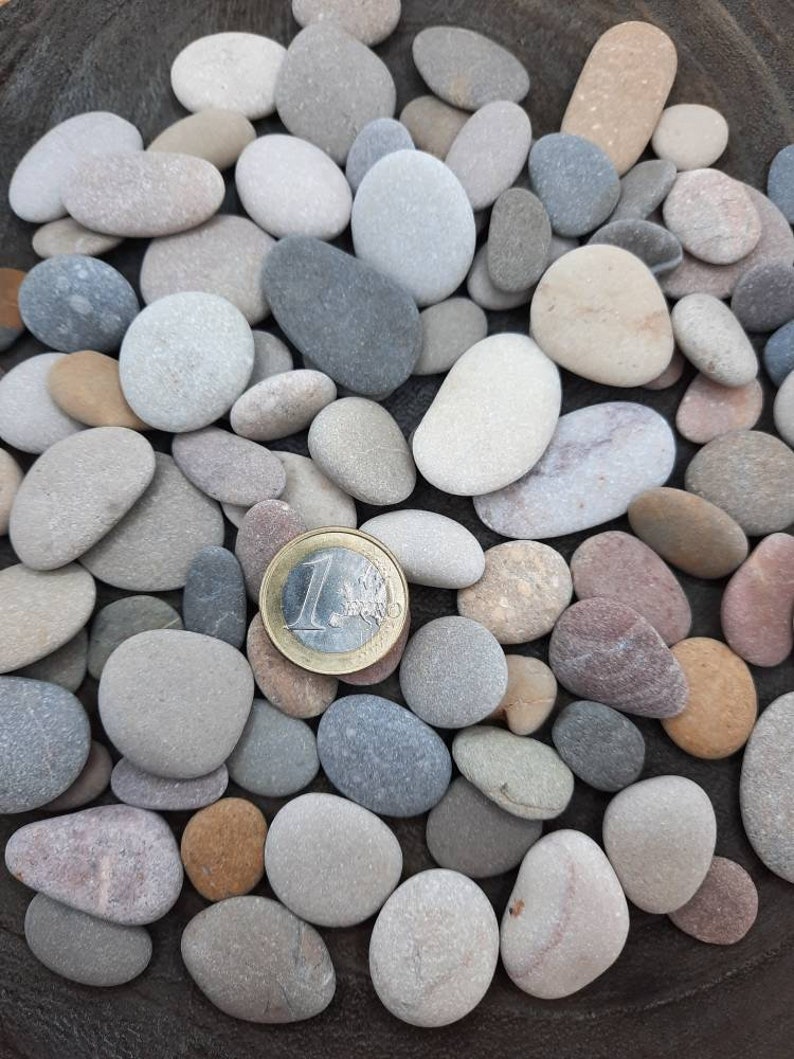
left=721, top=533, right=794, bottom=666
left=676, top=374, right=763, bottom=444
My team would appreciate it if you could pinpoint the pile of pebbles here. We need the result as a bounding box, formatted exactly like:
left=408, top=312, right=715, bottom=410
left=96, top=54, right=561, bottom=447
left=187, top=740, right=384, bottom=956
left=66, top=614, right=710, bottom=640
left=1, top=2, right=793, bottom=1029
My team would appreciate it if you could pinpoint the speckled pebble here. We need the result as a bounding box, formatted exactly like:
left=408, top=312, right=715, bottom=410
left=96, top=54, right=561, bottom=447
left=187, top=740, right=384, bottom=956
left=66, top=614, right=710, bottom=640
left=668, top=857, right=758, bottom=945
left=183, top=546, right=247, bottom=649
left=249, top=331, right=293, bottom=384
left=171, top=33, right=285, bottom=119
left=227, top=698, right=319, bottom=798
left=414, top=298, right=487, bottom=376
left=767, top=144, right=794, bottom=223
left=553, top=701, right=645, bottom=792
left=47, top=350, right=148, bottom=430
left=412, top=26, right=529, bottom=111
left=721, top=533, right=794, bottom=668
left=87, top=594, right=182, bottom=680
left=652, top=104, right=729, bottom=170
left=275, top=451, right=356, bottom=530
left=399, top=95, right=468, bottom=158
left=672, top=293, right=758, bottom=386
left=172, top=427, right=285, bottom=508
left=111, top=758, right=228, bottom=811
left=644, top=349, right=686, bottom=390
left=611, top=158, right=677, bottom=221
left=663, top=169, right=761, bottom=265
left=765, top=320, right=794, bottom=385
left=467, top=244, right=533, bottom=310
left=247, top=614, right=337, bottom=719
left=32, top=218, right=123, bottom=259
left=529, top=133, right=620, bottom=237
left=487, top=188, right=551, bottom=291
left=446, top=102, right=531, bottom=211
left=360, top=510, right=484, bottom=589
left=44, top=741, right=112, bottom=812
left=17, top=629, right=88, bottom=694
left=148, top=109, right=256, bottom=169
left=588, top=218, right=682, bottom=275
left=677, top=374, right=763, bottom=444
left=292, top=0, right=401, bottom=46
left=235, top=499, right=306, bottom=600
left=0, top=449, right=24, bottom=534
left=231, top=370, right=337, bottom=443
left=346, top=118, right=414, bottom=192
left=181, top=798, right=267, bottom=902
left=731, top=262, right=794, bottom=333
left=490, top=655, right=557, bottom=736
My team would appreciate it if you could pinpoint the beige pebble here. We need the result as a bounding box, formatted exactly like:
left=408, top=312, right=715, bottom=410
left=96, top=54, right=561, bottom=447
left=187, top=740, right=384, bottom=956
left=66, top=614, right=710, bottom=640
left=652, top=104, right=729, bottom=171
left=32, top=218, right=123, bottom=259
left=148, top=109, right=256, bottom=169
left=663, top=169, right=761, bottom=265
left=0, top=449, right=24, bottom=535
left=671, top=293, right=758, bottom=387
left=231, top=370, right=337, bottom=442
left=399, top=96, right=468, bottom=159
left=490, top=656, right=557, bottom=736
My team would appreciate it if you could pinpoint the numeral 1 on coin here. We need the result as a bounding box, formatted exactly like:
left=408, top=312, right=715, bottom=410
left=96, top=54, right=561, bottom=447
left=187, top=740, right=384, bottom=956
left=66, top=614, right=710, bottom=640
left=285, top=554, right=333, bottom=632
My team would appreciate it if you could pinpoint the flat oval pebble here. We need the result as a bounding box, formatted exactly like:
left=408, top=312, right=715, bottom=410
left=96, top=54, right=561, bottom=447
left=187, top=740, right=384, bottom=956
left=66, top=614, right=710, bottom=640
left=172, top=427, right=284, bottom=507
left=552, top=701, right=645, bottom=792
left=249, top=331, right=293, bottom=384
left=0, top=564, right=96, bottom=673
left=111, top=758, right=228, bottom=811
left=352, top=150, right=475, bottom=306
left=44, top=739, right=112, bottom=811
left=399, top=95, right=468, bottom=158
left=360, top=510, right=484, bottom=589
left=452, top=726, right=574, bottom=820
left=293, top=0, right=401, bottom=45
left=775, top=371, right=794, bottom=445
left=317, top=694, right=451, bottom=817
left=235, top=499, right=306, bottom=599
left=262, top=236, right=420, bottom=396
left=18, top=255, right=138, bottom=354
left=5, top=805, right=183, bottom=925
left=183, top=546, right=247, bottom=649
left=588, top=219, right=682, bottom=275
left=87, top=594, right=182, bottom=679
left=603, top=775, right=717, bottom=913
left=275, top=23, right=396, bottom=164
left=668, top=857, right=758, bottom=945
left=549, top=598, right=688, bottom=719
left=491, top=655, right=557, bottom=736
left=677, top=374, right=764, bottom=444
left=768, top=144, right=794, bottom=222
left=475, top=402, right=675, bottom=539
left=731, top=261, right=794, bottom=333
left=612, top=158, right=677, bottom=221
left=501, top=830, right=630, bottom=999
left=0, top=449, right=23, bottom=535
left=684, top=430, right=794, bottom=536
left=266, top=793, right=401, bottom=927
left=181, top=798, right=267, bottom=901
left=275, top=451, right=356, bottom=529
left=99, top=629, right=253, bottom=779
left=663, top=169, right=761, bottom=265
left=346, top=118, right=414, bottom=192
left=32, top=218, right=123, bottom=259
left=721, top=533, right=794, bottom=667
left=247, top=614, right=337, bottom=719
left=230, top=370, right=337, bottom=443
left=765, top=319, right=794, bottom=385
left=148, top=109, right=256, bottom=169
left=671, top=293, right=758, bottom=386
left=487, top=188, right=552, bottom=291
left=412, top=26, right=529, bottom=111
left=652, top=104, right=729, bottom=170
left=10, top=427, right=155, bottom=570
left=182, top=896, right=335, bottom=1022
left=414, top=298, right=487, bottom=376
left=25, top=894, right=152, bottom=987
left=529, top=133, right=620, bottom=237
left=47, top=350, right=148, bottom=430
left=413, top=334, right=561, bottom=496
left=446, top=102, right=532, bottom=211
left=227, top=698, right=318, bottom=797
left=740, top=692, right=794, bottom=882
left=467, top=244, right=533, bottom=310
left=370, top=868, right=498, bottom=1028
left=16, top=628, right=88, bottom=692
left=171, top=33, right=285, bottom=119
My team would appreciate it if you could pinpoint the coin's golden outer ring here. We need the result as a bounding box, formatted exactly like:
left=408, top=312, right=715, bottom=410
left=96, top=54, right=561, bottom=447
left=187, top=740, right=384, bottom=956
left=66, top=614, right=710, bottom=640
left=259, top=526, right=410, bottom=676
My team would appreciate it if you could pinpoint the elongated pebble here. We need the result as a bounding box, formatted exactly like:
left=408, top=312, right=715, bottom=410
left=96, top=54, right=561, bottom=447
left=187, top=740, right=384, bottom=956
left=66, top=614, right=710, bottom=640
left=227, top=698, right=318, bottom=797
left=467, top=244, right=533, bottom=310
left=677, top=375, right=763, bottom=444
left=32, top=218, right=123, bottom=259
left=663, top=169, right=761, bottom=265
left=611, top=158, right=677, bottom=221
left=172, top=427, right=285, bottom=507
left=774, top=370, right=794, bottom=446
left=768, top=145, right=794, bottom=222
left=491, top=656, right=557, bottom=736
left=399, top=96, right=468, bottom=158
left=183, top=546, right=247, bottom=649
left=412, top=26, right=529, bottom=111
left=148, top=109, right=255, bottom=169
left=247, top=614, right=337, bottom=719
left=235, top=499, right=306, bottom=600
left=276, top=451, right=356, bottom=529
left=361, top=510, right=483, bottom=589
left=721, top=533, right=794, bottom=667
left=652, top=104, right=729, bottom=170
left=87, top=594, right=182, bottom=679
left=588, top=219, right=682, bottom=275
left=171, top=33, right=285, bottom=119
left=111, top=758, right=228, bottom=811
left=231, top=370, right=337, bottom=443
left=671, top=293, right=758, bottom=386
left=446, top=102, right=531, bottom=211
left=47, top=350, right=148, bottom=430
left=740, top=692, right=794, bottom=882
left=669, top=857, right=758, bottom=945
left=487, top=188, right=551, bottom=291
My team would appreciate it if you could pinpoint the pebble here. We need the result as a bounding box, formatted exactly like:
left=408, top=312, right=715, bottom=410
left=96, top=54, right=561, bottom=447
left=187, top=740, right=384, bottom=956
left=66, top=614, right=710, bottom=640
left=529, top=133, right=620, bottom=237
left=767, top=144, right=794, bottom=222
left=1, top=355, right=80, bottom=450
left=346, top=118, right=414, bottom=192
left=5, top=805, right=183, bottom=925
left=247, top=614, right=337, bottom=719
left=227, top=698, right=319, bottom=797
left=172, top=427, right=285, bottom=507
left=399, top=616, right=508, bottom=728
left=18, top=255, right=138, bottom=354
left=552, top=701, right=645, bottom=792
left=275, top=451, right=356, bottom=529
left=370, top=869, right=498, bottom=1028
left=467, top=244, right=533, bottom=310
left=265, top=793, right=402, bottom=927
left=171, top=32, right=285, bottom=119
left=0, top=268, right=25, bottom=351
left=399, top=95, right=468, bottom=158
left=0, top=449, right=23, bottom=534
left=663, top=169, right=761, bottom=265
left=588, top=218, right=682, bottom=274
left=31, top=218, right=123, bottom=259
left=317, top=694, right=451, bottom=817
left=452, top=726, right=574, bottom=820
left=9, top=427, right=155, bottom=570
left=236, top=134, right=352, bottom=240
left=652, top=104, right=729, bottom=170
left=668, top=857, right=758, bottom=945
left=249, top=331, right=293, bottom=384
left=412, top=26, right=529, bottom=111
left=181, top=798, right=267, bottom=901
left=17, top=629, right=88, bottom=693
left=352, top=149, right=476, bottom=306
left=684, top=430, right=794, bottom=536
left=549, top=598, right=688, bottom=719
left=87, top=594, right=182, bottom=680
left=47, top=350, right=148, bottom=430
left=235, top=499, right=306, bottom=599
left=765, top=320, right=794, bottom=385
left=0, top=677, right=90, bottom=813
left=181, top=896, right=335, bottom=1023
left=413, top=334, right=561, bottom=496
left=183, top=546, right=247, bottom=648
left=611, top=158, right=677, bottom=221
left=342, top=620, right=410, bottom=687
left=0, top=564, right=96, bottom=673
left=677, top=375, right=764, bottom=444
left=230, top=370, right=337, bottom=443
left=731, top=261, right=794, bottom=332
left=414, top=298, right=487, bottom=376
left=531, top=246, right=674, bottom=386
left=63, top=152, right=225, bottom=238
left=501, top=830, right=630, bottom=999
left=309, top=397, right=415, bottom=504
left=25, top=894, right=153, bottom=987
left=9, top=112, right=143, bottom=223
left=120, top=292, right=254, bottom=432
left=740, top=691, right=794, bottom=882
left=628, top=486, right=749, bottom=579
left=446, top=102, right=532, bottom=211
left=111, top=758, right=228, bottom=811
left=360, top=510, right=484, bottom=589
left=275, top=23, right=396, bottom=164
left=487, top=189, right=551, bottom=291
left=603, top=775, right=717, bottom=913
left=148, top=109, right=256, bottom=169
left=292, top=0, right=401, bottom=46
left=721, top=533, right=794, bottom=667
left=81, top=453, right=224, bottom=590
left=262, top=236, right=421, bottom=396
left=474, top=402, right=675, bottom=539
left=98, top=629, right=253, bottom=779
left=672, top=293, right=758, bottom=386
left=663, top=638, right=757, bottom=759
left=644, top=348, right=686, bottom=390
left=44, top=739, right=111, bottom=812
left=490, top=655, right=557, bottom=736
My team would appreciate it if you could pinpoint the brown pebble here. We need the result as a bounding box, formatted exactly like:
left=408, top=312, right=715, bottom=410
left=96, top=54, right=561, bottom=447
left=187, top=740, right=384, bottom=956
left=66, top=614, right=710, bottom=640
left=399, top=96, right=468, bottom=159
left=147, top=109, right=256, bottom=169
left=234, top=499, right=306, bottom=600
left=676, top=374, right=764, bottom=444
left=643, top=349, right=685, bottom=390
left=721, top=533, right=794, bottom=667
left=47, top=350, right=149, bottom=430
left=246, top=614, right=337, bottom=719
left=663, top=638, right=757, bottom=758
left=668, top=856, right=758, bottom=945
left=180, top=797, right=267, bottom=902
left=0, top=267, right=26, bottom=351
left=490, top=655, right=557, bottom=736
left=343, top=620, right=409, bottom=686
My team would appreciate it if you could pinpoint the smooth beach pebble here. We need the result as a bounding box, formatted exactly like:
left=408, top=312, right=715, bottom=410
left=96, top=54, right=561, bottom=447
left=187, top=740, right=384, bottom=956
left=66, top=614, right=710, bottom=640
left=0, top=268, right=25, bottom=351
left=4, top=805, right=183, bottom=925
left=474, top=402, right=675, bottom=539
left=552, top=701, right=645, bottom=792
left=628, top=487, right=749, bottom=580
left=721, top=533, right=794, bottom=667
left=265, top=793, right=402, bottom=927
left=181, top=896, right=335, bottom=1023
left=671, top=293, right=758, bottom=386
left=247, top=614, right=337, bottom=719
left=317, top=694, right=451, bottom=817
left=17, top=628, right=88, bottom=693
left=346, top=118, right=414, bottom=193
left=32, top=218, right=123, bottom=259
left=181, top=798, right=267, bottom=902
left=369, top=869, right=499, bottom=1028
left=399, top=95, right=468, bottom=158
left=571, top=531, right=691, bottom=646
left=467, top=244, right=533, bottom=310
left=446, top=102, right=532, bottom=211
left=172, top=427, right=285, bottom=507
left=412, top=26, right=529, bottom=110
left=549, top=598, right=688, bottom=719
left=663, top=638, right=757, bottom=759
left=669, top=857, right=758, bottom=946
left=768, top=144, right=794, bottom=222
left=740, top=691, right=794, bottom=882
left=227, top=699, right=319, bottom=797
left=360, top=510, right=484, bottom=589
left=148, top=109, right=256, bottom=169
left=235, top=499, right=306, bottom=600
left=414, top=298, right=487, bottom=375
left=24, top=894, right=152, bottom=987
left=603, top=776, right=717, bottom=913
left=87, top=595, right=182, bottom=680
left=487, top=188, right=552, bottom=291
left=652, top=104, right=729, bottom=170
left=0, top=449, right=23, bottom=534
left=230, top=370, right=337, bottom=443
left=731, top=261, right=794, bottom=333
left=183, top=546, right=247, bottom=649
left=491, top=656, right=557, bottom=736
left=774, top=371, right=794, bottom=445
left=644, top=349, right=686, bottom=390
left=529, top=133, right=619, bottom=237
left=275, top=23, right=396, bottom=164
left=501, top=830, right=630, bottom=999
left=171, top=33, right=285, bottom=119
left=663, top=169, right=761, bottom=265
left=764, top=321, right=794, bottom=384
left=677, top=375, right=764, bottom=444
left=293, top=0, right=401, bottom=46
left=342, top=621, right=410, bottom=688
left=44, top=739, right=112, bottom=812
left=612, top=158, right=677, bottom=221
left=47, top=351, right=148, bottom=430
left=98, top=629, right=253, bottom=779
left=275, top=451, right=356, bottom=530
left=250, top=332, right=293, bottom=384
left=352, top=150, right=475, bottom=306
left=588, top=219, right=682, bottom=275
left=111, top=758, right=228, bottom=812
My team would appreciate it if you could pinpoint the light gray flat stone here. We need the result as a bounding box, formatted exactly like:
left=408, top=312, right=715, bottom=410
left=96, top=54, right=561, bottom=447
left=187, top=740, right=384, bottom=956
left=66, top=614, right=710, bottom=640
left=227, top=699, right=319, bottom=798
left=360, top=510, right=484, bottom=588
left=0, top=354, right=84, bottom=454
left=171, top=32, right=286, bottom=119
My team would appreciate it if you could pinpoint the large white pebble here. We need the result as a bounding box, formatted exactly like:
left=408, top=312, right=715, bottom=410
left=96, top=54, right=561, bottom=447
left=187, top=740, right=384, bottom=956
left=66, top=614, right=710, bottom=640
left=446, top=101, right=532, bottom=211
left=360, top=510, right=484, bottom=588
left=652, top=104, right=729, bottom=171
left=171, top=32, right=286, bottom=119
left=671, top=293, right=758, bottom=387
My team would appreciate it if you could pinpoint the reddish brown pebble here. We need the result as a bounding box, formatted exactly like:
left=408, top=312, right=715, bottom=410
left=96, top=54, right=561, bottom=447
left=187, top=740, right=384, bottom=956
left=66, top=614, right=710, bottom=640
left=676, top=374, right=764, bottom=444
left=234, top=499, right=306, bottom=600
left=490, top=655, right=557, bottom=736
left=721, top=533, right=794, bottom=667
left=0, top=267, right=26, bottom=351
left=343, top=620, right=409, bottom=686
left=180, top=797, right=267, bottom=902
left=47, top=350, right=149, bottom=430
left=246, top=614, right=337, bottom=719
left=643, top=349, right=685, bottom=390
left=663, top=638, right=757, bottom=758
left=668, top=857, right=758, bottom=945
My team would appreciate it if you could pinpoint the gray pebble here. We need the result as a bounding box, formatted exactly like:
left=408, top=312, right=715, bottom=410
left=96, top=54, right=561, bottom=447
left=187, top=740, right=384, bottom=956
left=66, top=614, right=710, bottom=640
left=412, top=26, right=529, bottom=110
left=399, top=95, right=468, bottom=158
left=292, top=0, right=401, bottom=46
left=275, top=451, right=357, bottom=530
left=446, top=102, right=532, bottom=211
left=359, top=510, right=484, bottom=588
left=346, top=118, right=414, bottom=192
left=44, top=741, right=113, bottom=812
left=764, top=319, right=794, bottom=385
left=414, top=297, right=487, bottom=375
left=183, top=546, right=247, bottom=649
left=552, top=701, right=645, bottom=792
left=731, top=262, right=794, bottom=332
left=172, top=426, right=285, bottom=507
left=589, top=219, right=683, bottom=275
left=249, top=331, right=293, bottom=384
left=111, top=757, right=228, bottom=811
left=17, top=629, right=88, bottom=692
left=467, top=244, right=532, bottom=310
left=611, top=159, right=677, bottom=221
left=0, top=353, right=83, bottom=455
left=88, top=594, right=182, bottom=679
left=741, top=691, right=794, bottom=882
left=529, top=133, right=620, bottom=237
left=227, top=699, right=319, bottom=797
left=487, top=188, right=551, bottom=291
left=768, top=144, right=794, bottom=223
left=230, top=370, right=337, bottom=443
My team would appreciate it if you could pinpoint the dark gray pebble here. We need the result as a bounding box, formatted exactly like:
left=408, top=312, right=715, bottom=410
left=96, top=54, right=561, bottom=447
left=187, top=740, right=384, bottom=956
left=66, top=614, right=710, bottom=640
left=227, top=698, right=319, bottom=797
left=765, top=320, right=794, bottom=385
left=731, top=262, right=794, bottom=332
left=346, top=118, right=414, bottom=192
left=487, top=188, right=551, bottom=291
left=87, top=595, right=183, bottom=680
left=183, top=546, right=246, bottom=649
left=529, top=133, right=620, bottom=237
left=611, top=159, right=677, bottom=221
left=551, top=700, right=645, bottom=792
left=588, top=219, right=683, bottom=275
left=768, top=145, right=794, bottom=224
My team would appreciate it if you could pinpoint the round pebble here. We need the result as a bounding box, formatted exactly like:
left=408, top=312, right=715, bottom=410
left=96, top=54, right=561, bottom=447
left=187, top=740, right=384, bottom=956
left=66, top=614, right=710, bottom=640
left=446, top=101, right=531, bottom=211
left=677, top=374, right=764, bottom=443
left=414, top=298, right=487, bottom=376
left=275, top=451, right=356, bottom=530
left=767, top=143, right=794, bottom=222
left=612, top=158, right=677, bottom=221
left=672, top=293, right=758, bottom=386
left=740, top=691, right=794, bottom=882
left=87, top=594, right=182, bottom=680
left=235, top=499, right=306, bottom=600
left=247, top=614, right=337, bottom=719
left=588, top=219, right=682, bottom=275
left=360, top=510, right=484, bottom=589
left=668, top=857, right=758, bottom=945
left=148, top=108, right=256, bottom=169
left=652, top=104, right=729, bottom=170
left=0, top=449, right=23, bottom=534
left=47, top=350, right=148, bottom=430
left=292, top=0, right=401, bottom=46
left=487, top=188, right=552, bottom=291
left=765, top=319, right=794, bottom=385
left=552, top=701, right=645, bottom=792
left=721, top=533, right=794, bottom=667
left=731, top=261, right=794, bottom=333
left=183, top=546, right=247, bottom=649
left=346, top=118, right=414, bottom=192
left=230, top=370, right=337, bottom=443
left=181, top=798, right=267, bottom=902
left=399, top=95, right=468, bottom=158
left=172, top=427, right=285, bottom=507
left=490, top=655, right=557, bottom=736
left=412, top=26, right=529, bottom=110
left=467, top=243, right=533, bottom=310
left=111, top=758, right=228, bottom=812
left=31, top=218, right=123, bottom=259
left=529, top=133, right=620, bottom=237
left=17, top=628, right=88, bottom=693
left=249, top=331, right=294, bottom=384
left=663, top=169, right=761, bottom=265
left=0, top=267, right=25, bottom=351
left=227, top=698, right=318, bottom=797
left=43, top=739, right=111, bottom=812
left=171, top=32, right=285, bottom=119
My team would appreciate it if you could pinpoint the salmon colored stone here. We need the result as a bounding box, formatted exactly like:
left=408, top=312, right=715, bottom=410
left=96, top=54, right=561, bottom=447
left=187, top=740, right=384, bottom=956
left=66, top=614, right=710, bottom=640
left=343, top=620, right=409, bottom=686
left=180, top=797, right=267, bottom=902
left=668, top=856, right=758, bottom=945
left=47, top=350, right=149, bottom=430
left=246, top=614, right=337, bottom=719
left=0, top=267, right=25, bottom=351
left=676, top=374, right=763, bottom=444
left=721, top=533, right=794, bottom=667
left=490, top=655, right=557, bottom=736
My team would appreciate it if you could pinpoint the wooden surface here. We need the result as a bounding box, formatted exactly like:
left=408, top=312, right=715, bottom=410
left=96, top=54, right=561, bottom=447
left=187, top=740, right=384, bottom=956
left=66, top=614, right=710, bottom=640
left=1, top=1, right=794, bottom=1056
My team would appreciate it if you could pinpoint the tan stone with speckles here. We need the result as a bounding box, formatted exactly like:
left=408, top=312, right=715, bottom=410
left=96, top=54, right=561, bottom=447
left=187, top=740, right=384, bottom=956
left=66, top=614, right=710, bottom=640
left=181, top=798, right=267, bottom=902
left=47, top=351, right=149, bottom=430
left=490, top=655, right=557, bottom=735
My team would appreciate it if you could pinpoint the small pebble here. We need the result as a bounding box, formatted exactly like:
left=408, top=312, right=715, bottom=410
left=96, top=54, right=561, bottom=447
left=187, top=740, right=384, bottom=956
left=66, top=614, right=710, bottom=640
left=721, top=533, right=794, bottom=667
left=412, top=26, right=529, bottom=110
left=87, top=594, right=182, bottom=680
left=611, top=158, right=677, bottom=221
left=181, top=798, right=267, bottom=902
left=731, top=261, right=794, bottom=332
left=111, top=758, right=228, bottom=811
left=247, top=614, right=337, bottom=719
left=44, top=740, right=112, bottom=812
left=342, top=620, right=410, bottom=687
left=230, top=370, right=337, bottom=443
left=172, top=427, right=285, bottom=507
left=767, top=143, right=794, bottom=222
left=467, top=244, right=533, bottom=310
left=677, top=374, right=764, bottom=443
left=0, top=449, right=24, bottom=535
left=32, top=218, right=123, bottom=259
left=148, top=109, right=256, bottom=169
left=346, top=118, right=414, bottom=192
left=360, top=510, right=484, bottom=588
left=183, top=546, right=247, bottom=648
left=490, top=655, right=557, bottom=736
left=672, top=293, right=758, bottom=386
left=0, top=268, right=26, bottom=350
left=740, top=691, right=794, bottom=882
left=446, top=101, right=532, bottom=210
left=399, top=95, right=468, bottom=158
left=669, top=857, right=758, bottom=945
left=652, top=104, right=729, bottom=170
left=644, top=348, right=686, bottom=390
left=487, top=188, right=551, bottom=291
left=17, top=629, right=88, bottom=693
left=275, top=451, right=356, bottom=529
left=663, top=169, right=761, bottom=265
left=171, top=32, right=285, bottom=119
left=249, top=331, right=294, bottom=384
left=235, top=499, right=306, bottom=600
left=47, top=350, right=148, bottom=430
left=552, top=701, right=645, bottom=792
left=292, top=0, right=401, bottom=46
left=588, top=218, right=682, bottom=275
left=227, top=698, right=319, bottom=797
left=765, top=319, right=794, bottom=385
left=529, top=133, right=620, bottom=236
left=413, top=297, right=487, bottom=375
